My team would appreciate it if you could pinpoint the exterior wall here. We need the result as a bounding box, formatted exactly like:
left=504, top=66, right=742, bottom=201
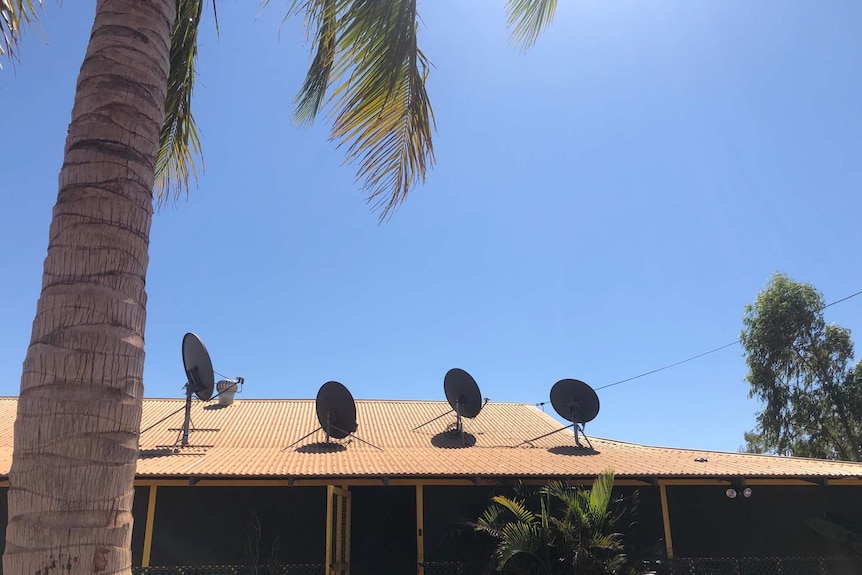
left=0, top=488, right=6, bottom=560
left=422, top=485, right=666, bottom=573
left=349, top=486, right=416, bottom=575
left=2, top=480, right=860, bottom=570
left=666, top=485, right=862, bottom=557
left=131, top=486, right=150, bottom=565
left=616, top=486, right=666, bottom=560
left=148, top=486, right=326, bottom=566
left=423, top=485, right=497, bottom=573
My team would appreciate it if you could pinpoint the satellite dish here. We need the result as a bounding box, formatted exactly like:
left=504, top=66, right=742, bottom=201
left=284, top=381, right=380, bottom=451
left=182, top=333, right=215, bottom=401
left=316, top=381, right=358, bottom=440
left=444, top=368, right=483, bottom=419
left=550, top=379, right=600, bottom=424
left=175, top=332, right=215, bottom=450
left=547, top=378, right=599, bottom=448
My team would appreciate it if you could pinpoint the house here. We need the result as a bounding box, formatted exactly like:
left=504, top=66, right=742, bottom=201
left=0, top=396, right=861, bottom=575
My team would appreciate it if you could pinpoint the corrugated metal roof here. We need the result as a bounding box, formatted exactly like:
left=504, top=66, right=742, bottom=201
left=0, top=397, right=860, bottom=479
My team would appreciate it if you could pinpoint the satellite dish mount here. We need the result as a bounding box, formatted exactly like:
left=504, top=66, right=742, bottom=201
left=176, top=333, right=215, bottom=450
left=564, top=397, right=589, bottom=447
left=285, top=381, right=381, bottom=451
left=518, top=379, right=600, bottom=448
left=413, top=368, right=487, bottom=446
left=138, top=333, right=243, bottom=452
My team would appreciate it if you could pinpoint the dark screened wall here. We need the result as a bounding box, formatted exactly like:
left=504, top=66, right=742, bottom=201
left=422, top=485, right=665, bottom=573
left=131, top=486, right=150, bottom=565
left=423, top=486, right=497, bottom=574
left=0, top=487, right=6, bottom=559
left=350, top=486, right=416, bottom=575
left=149, top=486, right=326, bottom=566
left=667, top=485, right=862, bottom=557
left=614, top=486, right=666, bottom=560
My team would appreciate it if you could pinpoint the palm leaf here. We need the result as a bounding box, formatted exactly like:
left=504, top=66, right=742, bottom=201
left=475, top=504, right=505, bottom=539
left=492, top=495, right=538, bottom=525
left=331, top=0, right=435, bottom=219
left=588, top=469, right=615, bottom=525
left=497, top=522, right=552, bottom=574
left=287, top=0, right=435, bottom=220
left=506, top=0, right=557, bottom=52
left=292, top=0, right=340, bottom=124
left=0, top=0, right=40, bottom=65
left=154, top=0, right=204, bottom=206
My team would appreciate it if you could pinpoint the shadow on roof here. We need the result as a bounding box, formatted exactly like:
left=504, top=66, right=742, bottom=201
left=295, top=442, right=348, bottom=454
left=547, top=446, right=600, bottom=457
left=139, top=448, right=176, bottom=459
left=431, top=431, right=477, bottom=449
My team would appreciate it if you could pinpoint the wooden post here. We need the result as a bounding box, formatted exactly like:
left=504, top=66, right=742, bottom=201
left=659, top=483, right=674, bottom=559
left=142, top=486, right=158, bottom=567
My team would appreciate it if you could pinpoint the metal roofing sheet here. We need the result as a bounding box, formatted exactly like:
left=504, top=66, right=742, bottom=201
left=0, top=397, right=860, bottom=479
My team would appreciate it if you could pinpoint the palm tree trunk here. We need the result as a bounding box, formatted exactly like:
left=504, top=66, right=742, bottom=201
left=3, top=2, right=175, bottom=575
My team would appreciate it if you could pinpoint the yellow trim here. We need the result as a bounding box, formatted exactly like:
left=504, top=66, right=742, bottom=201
left=659, top=483, right=674, bottom=559
left=0, top=481, right=9, bottom=488
left=817, top=478, right=862, bottom=486
left=141, top=485, right=158, bottom=567
left=416, top=485, right=425, bottom=575
left=326, top=486, right=351, bottom=575
left=658, top=479, right=730, bottom=486
left=745, top=479, right=821, bottom=486
left=325, top=486, right=333, bottom=575
left=334, top=492, right=344, bottom=573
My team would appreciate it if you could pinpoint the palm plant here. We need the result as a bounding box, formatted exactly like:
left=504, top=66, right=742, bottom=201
left=1, top=2, right=561, bottom=575
left=475, top=471, right=629, bottom=575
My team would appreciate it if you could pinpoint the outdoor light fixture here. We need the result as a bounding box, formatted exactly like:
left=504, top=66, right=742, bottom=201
left=725, top=488, right=737, bottom=499
left=743, top=487, right=752, bottom=498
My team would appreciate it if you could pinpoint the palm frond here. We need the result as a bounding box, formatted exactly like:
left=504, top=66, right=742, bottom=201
left=492, top=495, right=537, bottom=525
left=0, top=0, right=41, bottom=66
left=475, top=504, right=505, bottom=539
left=497, top=522, right=551, bottom=574
left=289, top=0, right=435, bottom=220
left=588, top=469, right=615, bottom=522
left=155, top=0, right=204, bottom=206
left=332, top=0, right=435, bottom=219
left=589, top=531, right=625, bottom=553
left=542, top=479, right=570, bottom=501
left=506, top=0, right=557, bottom=52
left=292, top=0, right=339, bottom=124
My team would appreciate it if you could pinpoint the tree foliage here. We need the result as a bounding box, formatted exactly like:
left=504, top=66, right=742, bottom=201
left=474, top=471, right=634, bottom=575
left=740, top=273, right=862, bottom=461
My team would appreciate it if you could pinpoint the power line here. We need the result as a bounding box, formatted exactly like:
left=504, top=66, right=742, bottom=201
left=824, top=289, right=862, bottom=309
left=595, top=341, right=739, bottom=391
left=594, top=288, right=862, bottom=392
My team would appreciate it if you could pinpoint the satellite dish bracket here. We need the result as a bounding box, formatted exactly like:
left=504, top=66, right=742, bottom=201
left=180, top=377, right=194, bottom=448
left=567, top=398, right=585, bottom=447
left=455, top=396, right=466, bottom=446
left=285, top=381, right=383, bottom=452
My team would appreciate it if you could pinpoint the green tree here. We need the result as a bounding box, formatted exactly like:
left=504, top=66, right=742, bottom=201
left=1, top=2, right=560, bottom=574
left=740, top=273, right=862, bottom=461
left=474, top=471, right=630, bottom=575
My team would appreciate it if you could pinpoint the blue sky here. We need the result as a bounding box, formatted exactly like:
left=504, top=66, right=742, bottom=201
left=1, top=1, right=861, bottom=452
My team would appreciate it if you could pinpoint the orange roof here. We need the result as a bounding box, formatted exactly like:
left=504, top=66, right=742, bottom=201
left=0, top=397, right=860, bottom=480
